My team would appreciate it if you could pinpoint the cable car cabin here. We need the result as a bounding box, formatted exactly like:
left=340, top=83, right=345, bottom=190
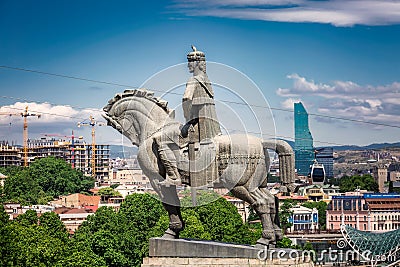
left=309, top=161, right=326, bottom=185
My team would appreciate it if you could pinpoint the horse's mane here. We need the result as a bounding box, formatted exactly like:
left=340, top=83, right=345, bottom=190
left=103, top=89, right=171, bottom=114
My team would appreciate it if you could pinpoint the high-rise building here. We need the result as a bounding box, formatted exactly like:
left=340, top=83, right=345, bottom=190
left=294, top=102, right=314, bottom=176
left=315, top=147, right=334, bottom=178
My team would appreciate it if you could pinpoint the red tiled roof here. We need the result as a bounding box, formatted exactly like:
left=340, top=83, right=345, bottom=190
left=278, top=195, right=308, bottom=200
left=54, top=207, right=94, bottom=214
left=84, top=205, right=98, bottom=212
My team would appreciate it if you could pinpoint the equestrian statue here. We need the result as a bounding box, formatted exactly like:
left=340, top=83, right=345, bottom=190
left=102, top=46, right=297, bottom=247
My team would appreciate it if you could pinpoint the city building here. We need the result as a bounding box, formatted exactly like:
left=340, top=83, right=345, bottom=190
left=55, top=207, right=94, bottom=234
left=297, top=184, right=340, bottom=202
left=326, top=192, right=400, bottom=232
left=21, top=204, right=55, bottom=215
left=106, top=167, right=150, bottom=187
left=3, top=203, right=23, bottom=220
left=114, top=184, right=148, bottom=198
left=388, top=162, right=400, bottom=182
left=27, top=137, right=110, bottom=183
left=294, top=102, right=314, bottom=176
left=288, top=205, right=319, bottom=233
left=277, top=194, right=309, bottom=204
left=327, top=195, right=369, bottom=232
left=50, top=193, right=100, bottom=209
left=0, top=142, right=21, bottom=167
left=373, top=164, right=388, bottom=193
left=315, top=147, right=334, bottom=179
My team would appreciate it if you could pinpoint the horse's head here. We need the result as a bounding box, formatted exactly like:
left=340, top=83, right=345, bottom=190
left=103, top=89, right=173, bottom=146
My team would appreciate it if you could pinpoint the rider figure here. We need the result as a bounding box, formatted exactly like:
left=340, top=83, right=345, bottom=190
left=182, top=45, right=221, bottom=141
left=159, top=46, right=221, bottom=186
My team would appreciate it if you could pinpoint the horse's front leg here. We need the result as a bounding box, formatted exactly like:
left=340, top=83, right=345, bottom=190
left=159, top=184, right=184, bottom=239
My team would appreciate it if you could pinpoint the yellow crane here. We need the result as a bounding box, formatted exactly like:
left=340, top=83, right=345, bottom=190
left=77, top=115, right=104, bottom=179
left=0, top=106, right=41, bottom=166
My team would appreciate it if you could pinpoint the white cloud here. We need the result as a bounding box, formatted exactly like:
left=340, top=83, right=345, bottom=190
left=0, top=102, right=111, bottom=145
left=278, top=74, right=400, bottom=126
left=0, top=102, right=103, bottom=126
left=172, top=0, right=400, bottom=26
left=281, top=97, right=302, bottom=109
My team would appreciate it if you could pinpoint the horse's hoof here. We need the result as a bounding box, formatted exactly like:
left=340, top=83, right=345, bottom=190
left=256, top=238, right=276, bottom=249
left=161, top=228, right=178, bottom=239
left=274, top=229, right=284, bottom=241
left=262, top=230, right=276, bottom=241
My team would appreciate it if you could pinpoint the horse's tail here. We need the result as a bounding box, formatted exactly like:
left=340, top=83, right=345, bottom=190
left=262, top=140, right=296, bottom=189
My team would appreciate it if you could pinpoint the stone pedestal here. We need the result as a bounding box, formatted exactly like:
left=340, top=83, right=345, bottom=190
left=142, top=238, right=314, bottom=267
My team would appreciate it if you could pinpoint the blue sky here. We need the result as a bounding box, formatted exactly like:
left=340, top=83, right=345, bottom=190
left=0, top=0, right=399, bottom=147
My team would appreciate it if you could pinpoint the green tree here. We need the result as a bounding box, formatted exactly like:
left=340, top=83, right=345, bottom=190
left=55, top=251, right=107, bottom=267
left=339, top=174, right=378, bottom=192
left=28, top=157, right=94, bottom=197
left=3, top=157, right=95, bottom=205
left=0, top=211, right=70, bottom=267
left=279, top=199, right=296, bottom=233
left=15, top=209, right=38, bottom=226
left=39, top=212, right=68, bottom=240
left=179, top=189, right=221, bottom=207
left=192, top=197, right=257, bottom=244
left=4, top=169, right=41, bottom=205
left=97, top=187, right=122, bottom=197
left=73, top=194, right=166, bottom=267
left=0, top=204, right=8, bottom=227
left=277, top=236, right=293, bottom=248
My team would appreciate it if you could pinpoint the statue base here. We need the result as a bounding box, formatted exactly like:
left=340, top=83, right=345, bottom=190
left=142, top=238, right=314, bottom=267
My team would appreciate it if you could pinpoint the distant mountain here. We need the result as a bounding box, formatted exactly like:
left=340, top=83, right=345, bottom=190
left=108, top=141, right=400, bottom=158
left=327, top=142, right=400, bottom=151
left=278, top=139, right=400, bottom=151
left=109, top=145, right=138, bottom=158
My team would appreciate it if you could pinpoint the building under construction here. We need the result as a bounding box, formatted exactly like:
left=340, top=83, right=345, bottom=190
left=0, top=138, right=110, bottom=183
left=0, top=141, right=21, bottom=167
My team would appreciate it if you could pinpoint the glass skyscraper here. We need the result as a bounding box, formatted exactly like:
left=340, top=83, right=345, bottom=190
left=294, top=102, right=314, bottom=176
left=316, top=147, right=334, bottom=178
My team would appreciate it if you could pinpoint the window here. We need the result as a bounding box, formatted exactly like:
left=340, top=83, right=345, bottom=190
left=364, top=224, right=366, bottom=230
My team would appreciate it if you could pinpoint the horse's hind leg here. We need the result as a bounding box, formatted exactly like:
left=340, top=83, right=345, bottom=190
left=230, top=186, right=276, bottom=247
left=260, top=188, right=283, bottom=241
left=249, top=188, right=277, bottom=247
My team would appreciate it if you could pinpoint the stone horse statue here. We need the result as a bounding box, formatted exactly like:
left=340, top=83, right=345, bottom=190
left=103, top=89, right=297, bottom=247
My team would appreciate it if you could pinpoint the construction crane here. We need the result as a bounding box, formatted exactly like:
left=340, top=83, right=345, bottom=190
left=0, top=106, right=41, bottom=166
left=42, top=131, right=83, bottom=169
left=77, top=115, right=105, bottom=179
